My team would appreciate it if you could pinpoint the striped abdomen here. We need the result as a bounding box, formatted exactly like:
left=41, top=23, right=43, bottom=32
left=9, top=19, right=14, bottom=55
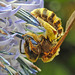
left=31, top=8, right=63, bottom=35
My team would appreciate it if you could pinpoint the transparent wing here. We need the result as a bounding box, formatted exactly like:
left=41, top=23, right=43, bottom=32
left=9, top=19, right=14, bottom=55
left=66, top=11, right=75, bottom=31
left=52, top=10, right=75, bottom=55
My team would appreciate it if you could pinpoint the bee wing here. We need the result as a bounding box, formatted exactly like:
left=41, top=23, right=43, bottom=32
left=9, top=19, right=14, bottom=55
left=65, top=11, right=75, bottom=31
left=44, top=12, right=75, bottom=62
left=52, top=11, right=75, bottom=54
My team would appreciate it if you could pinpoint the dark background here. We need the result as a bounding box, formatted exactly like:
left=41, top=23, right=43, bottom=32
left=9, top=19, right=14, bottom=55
left=35, top=0, right=75, bottom=75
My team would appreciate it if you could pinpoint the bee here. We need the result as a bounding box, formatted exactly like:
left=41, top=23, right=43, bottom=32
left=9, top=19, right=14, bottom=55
left=19, top=8, right=75, bottom=63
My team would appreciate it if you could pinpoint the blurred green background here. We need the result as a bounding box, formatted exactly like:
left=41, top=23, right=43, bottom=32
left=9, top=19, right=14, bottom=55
left=35, top=0, right=75, bottom=75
